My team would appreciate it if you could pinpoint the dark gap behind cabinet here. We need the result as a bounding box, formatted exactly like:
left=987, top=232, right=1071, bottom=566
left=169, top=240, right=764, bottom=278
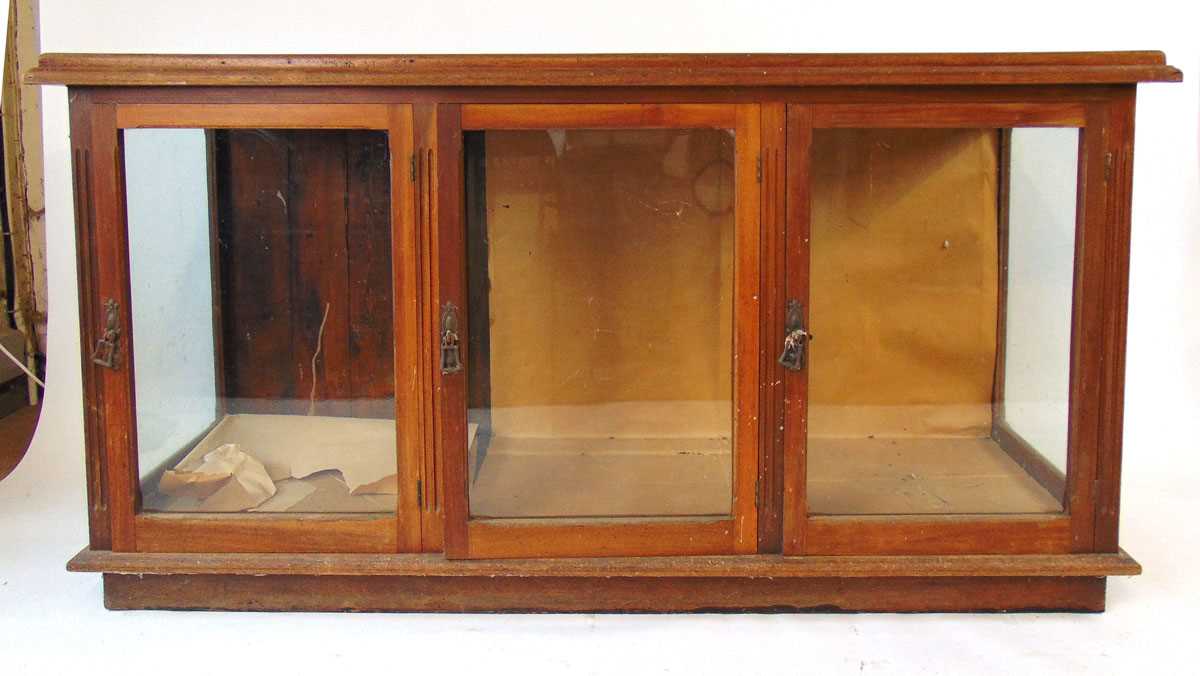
left=214, top=129, right=394, bottom=418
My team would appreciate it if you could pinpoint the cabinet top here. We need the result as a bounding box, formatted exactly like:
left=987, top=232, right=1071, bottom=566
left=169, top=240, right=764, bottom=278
left=27, top=51, right=1182, bottom=87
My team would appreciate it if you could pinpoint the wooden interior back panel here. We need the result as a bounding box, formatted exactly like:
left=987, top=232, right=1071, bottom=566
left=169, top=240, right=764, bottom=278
left=214, top=129, right=394, bottom=418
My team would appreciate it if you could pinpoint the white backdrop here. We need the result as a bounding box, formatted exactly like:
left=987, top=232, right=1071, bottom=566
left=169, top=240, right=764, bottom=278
left=3, top=1, right=1198, bottom=674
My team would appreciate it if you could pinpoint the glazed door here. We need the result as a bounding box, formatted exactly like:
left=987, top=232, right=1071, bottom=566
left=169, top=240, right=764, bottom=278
left=79, top=100, right=423, bottom=553
left=438, top=104, right=761, bottom=558
left=781, top=101, right=1117, bottom=555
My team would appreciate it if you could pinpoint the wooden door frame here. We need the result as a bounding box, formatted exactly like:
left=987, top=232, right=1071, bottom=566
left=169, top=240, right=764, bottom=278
left=76, top=97, right=422, bottom=553
left=437, top=102, right=762, bottom=559
left=780, top=95, right=1134, bottom=555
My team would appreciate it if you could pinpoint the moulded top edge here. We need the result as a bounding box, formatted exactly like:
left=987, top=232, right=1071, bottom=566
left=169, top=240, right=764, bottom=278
left=26, top=51, right=1184, bottom=87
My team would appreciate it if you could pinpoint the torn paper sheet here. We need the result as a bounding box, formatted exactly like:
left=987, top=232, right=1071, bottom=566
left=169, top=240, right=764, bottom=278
left=288, top=443, right=397, bottom=495
left=171, top=414, right=398, bottom=496
left=158, top=443, right=276, bottom=511
left=284, top=471, right=396, bottom=512
left=250, top=478, right=318, bottom=512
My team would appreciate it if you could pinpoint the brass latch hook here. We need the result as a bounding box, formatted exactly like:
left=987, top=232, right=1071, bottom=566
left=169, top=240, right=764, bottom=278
left=777, top=300, right=811, bottom=372
left=92, top=298, right=121, bottom=369
left=440, top=302, right=463, bottom=375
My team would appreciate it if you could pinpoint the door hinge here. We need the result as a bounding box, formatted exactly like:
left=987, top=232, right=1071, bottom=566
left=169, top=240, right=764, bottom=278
left=756, top=155, right=763, bottom=183
left=410, top=153, right=417, bottom=182
left=416, top=479, right=424, bottom=508
left=1104, top=151, right=1114, bottom=182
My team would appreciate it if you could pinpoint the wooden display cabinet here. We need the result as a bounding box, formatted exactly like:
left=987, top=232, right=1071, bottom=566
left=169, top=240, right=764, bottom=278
left=30, top=51, right=1181, bottom=612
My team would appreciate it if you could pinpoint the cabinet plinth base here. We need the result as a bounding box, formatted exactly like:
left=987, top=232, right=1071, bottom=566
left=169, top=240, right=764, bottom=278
left=101, top=573, right=1108, bottom=613
left=76, top=549, right=1136, bottom=612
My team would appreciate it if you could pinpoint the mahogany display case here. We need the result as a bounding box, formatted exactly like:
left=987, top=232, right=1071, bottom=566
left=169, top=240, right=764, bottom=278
left=30, top=51, right=1182, bottom=612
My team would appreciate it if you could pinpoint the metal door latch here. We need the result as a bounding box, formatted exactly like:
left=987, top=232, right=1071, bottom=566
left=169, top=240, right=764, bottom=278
left=777, top=299, right=811, bottom=371
left=440, top=302, right=463, bottom=374
left=91, top=298, right=121, bottom=369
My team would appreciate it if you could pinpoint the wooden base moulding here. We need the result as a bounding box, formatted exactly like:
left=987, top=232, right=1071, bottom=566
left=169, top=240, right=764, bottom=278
left=101, top=573, right=1108, bottom=613
left=74, top=549, right=1137, bottom=612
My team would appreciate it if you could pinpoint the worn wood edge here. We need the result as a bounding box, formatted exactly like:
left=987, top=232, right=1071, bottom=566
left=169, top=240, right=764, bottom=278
left=732, top=102, right=762, bottom=553
left=1067, top=104, right=1108, bottom=553
left=756, top=102, right=787, bottom=551
left=805, top=514, right=1073, bottom=555
left=100, top=574, right=1109, bottom=612
left=114, top=103, right=391, bottom=129
left=27, top=52, right=1183, bottom=86
left=1093, top=88, right=1137, bottom=553
left=132, top=513, right=399, bottom=554
left=460, top=102, right=737, bottom=129
left=68, top=547, right=1141, bottom=578
left=993, top=419, right=1068, bottom=503
left=464, top=518, right=735, bottom=559
left=811, top=102, right=1088, bottom=127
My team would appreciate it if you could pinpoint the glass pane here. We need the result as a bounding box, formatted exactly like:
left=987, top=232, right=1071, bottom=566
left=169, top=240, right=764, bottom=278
left=806, top=127, right=1077, bottom=515
left=125, top=128, right=396, bottom=514
left=1001, top=128, right=1078, bottom=474
left=465, top=129, right=735, bottom=519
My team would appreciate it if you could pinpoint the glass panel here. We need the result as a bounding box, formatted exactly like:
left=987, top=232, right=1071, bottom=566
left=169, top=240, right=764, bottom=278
left=465, top=129, right=736, bottom=519
left=806, top=127, right=1077, bottom=515
left=125, top=128, right=396, bottom=514
left=1001, top=128, right=1078, bottom=473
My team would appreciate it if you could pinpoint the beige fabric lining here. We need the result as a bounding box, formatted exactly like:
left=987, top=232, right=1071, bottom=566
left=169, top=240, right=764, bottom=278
left=809, top=128, right=1000, bottom=438
left=482, top=130, right=735, bottom=439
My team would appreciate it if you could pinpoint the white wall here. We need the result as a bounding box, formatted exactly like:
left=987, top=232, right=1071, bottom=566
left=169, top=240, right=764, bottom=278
left=1004, top=128, right=1080, bottom=471
left=122, top=129, right=217, bottom=477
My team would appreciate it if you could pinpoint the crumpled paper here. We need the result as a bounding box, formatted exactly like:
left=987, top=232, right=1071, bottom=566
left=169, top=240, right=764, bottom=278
left=158, top=443, right=277, bottom=512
